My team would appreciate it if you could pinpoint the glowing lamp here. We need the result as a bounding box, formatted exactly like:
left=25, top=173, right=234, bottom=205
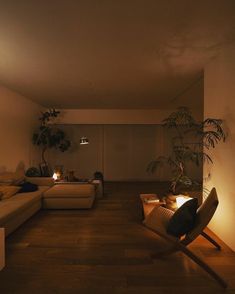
left=52, top=172, right=59, bottom=181
left=176, top=195, right=192, bottom=208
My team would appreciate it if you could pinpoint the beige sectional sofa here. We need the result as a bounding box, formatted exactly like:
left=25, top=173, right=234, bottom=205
left=43, top=184, right=95, bottom=209
left=0, top=177, right=95, bottom=237
left=0, top=177, right=53, bottom=237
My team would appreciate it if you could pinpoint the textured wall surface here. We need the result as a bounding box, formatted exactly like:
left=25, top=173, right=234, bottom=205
left=204, top=44, right=235, bottom=251
left=0, top=85, right=42, bottom=172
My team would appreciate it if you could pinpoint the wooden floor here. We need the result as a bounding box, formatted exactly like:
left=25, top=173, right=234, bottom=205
left=0, top=182, right=235, bottom=293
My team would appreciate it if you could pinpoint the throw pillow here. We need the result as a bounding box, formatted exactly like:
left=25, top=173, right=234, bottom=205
left=0, top=186, right=21, bottom=200
left=167, top=198, right=198, bottom=237
left=19, top=182, right=38, bottom=193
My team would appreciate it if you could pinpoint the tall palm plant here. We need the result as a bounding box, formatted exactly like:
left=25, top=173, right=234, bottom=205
left=147, top=107, right=226, bottom=194
left=33, top=109, right=71, bottom=176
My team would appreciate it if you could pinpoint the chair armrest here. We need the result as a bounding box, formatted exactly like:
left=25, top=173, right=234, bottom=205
left=25, top=177, right=54, bottom=187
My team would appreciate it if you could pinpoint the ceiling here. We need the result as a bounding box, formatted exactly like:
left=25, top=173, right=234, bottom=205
left=0, top=0, right=235, bottom=109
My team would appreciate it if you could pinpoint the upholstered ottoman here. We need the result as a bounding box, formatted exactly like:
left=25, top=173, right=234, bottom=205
left=42, top=184, right=95, bottom=209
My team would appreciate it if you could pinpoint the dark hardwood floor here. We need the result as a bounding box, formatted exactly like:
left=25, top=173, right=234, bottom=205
left=0, top=182, right=235, bottom=293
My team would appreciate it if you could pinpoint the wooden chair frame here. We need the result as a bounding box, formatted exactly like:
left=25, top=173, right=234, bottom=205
left=146, top=188, right=227, bottom=289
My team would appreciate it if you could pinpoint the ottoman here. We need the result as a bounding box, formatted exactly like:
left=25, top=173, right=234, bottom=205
left=42, top=184, right=95, bottom=209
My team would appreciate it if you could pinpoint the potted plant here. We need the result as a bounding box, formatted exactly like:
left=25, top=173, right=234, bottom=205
left=33, top=109, right=71, bottom=176
left=147, top=107, right=226, bottom=196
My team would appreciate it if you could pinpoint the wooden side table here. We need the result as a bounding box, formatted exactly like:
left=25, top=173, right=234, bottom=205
left=0, top=228, right=5, bottom=270
left=140, top=194, right=165, bottom=219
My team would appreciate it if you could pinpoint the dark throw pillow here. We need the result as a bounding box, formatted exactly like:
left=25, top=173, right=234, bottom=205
left=19, top=182, right=38, bottom=193
left=167, top=198, right=198, bottom=237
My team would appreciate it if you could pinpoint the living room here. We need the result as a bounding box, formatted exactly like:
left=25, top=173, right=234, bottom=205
left=1, top=1, right=235, bottom=292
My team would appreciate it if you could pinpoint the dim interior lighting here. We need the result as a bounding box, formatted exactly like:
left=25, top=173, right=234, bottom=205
left=80, top=136, right=89, bottom=145
left=176, top=195, right=192, bottom=208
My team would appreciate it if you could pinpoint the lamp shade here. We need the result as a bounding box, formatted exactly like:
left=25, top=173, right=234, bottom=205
left=176, top=195, right=192, bottom=208
left=80, top=136, right=89, bottom=145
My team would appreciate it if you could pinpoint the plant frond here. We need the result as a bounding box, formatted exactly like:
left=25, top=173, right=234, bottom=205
left=203, top=131, right=222, bottom=148
left=147, top=107, right=226, bottom=193
left=146, top=156, right=168, bottom=173
left=162, top=106, right=196, bottom=128
left=203, top=153, right=213, bottom=164
left=203, top=118, right=226, bottom=142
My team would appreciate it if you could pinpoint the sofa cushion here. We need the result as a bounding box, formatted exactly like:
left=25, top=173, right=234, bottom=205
left=43, top=184, right=95, bottom=198
left=0, top=186, right=49, bottom=225
left=25, top=177, right=54, bottom=187
left=19, top=182, right=38, bottom=193
left=0, top=186, right=21, bottom=200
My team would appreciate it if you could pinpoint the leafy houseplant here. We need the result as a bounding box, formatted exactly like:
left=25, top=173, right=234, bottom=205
left=33, top=109, right=71, bottom=176
left=25, top=167, right=41, bottom=177
left=147, top=107, right=226, bottom=194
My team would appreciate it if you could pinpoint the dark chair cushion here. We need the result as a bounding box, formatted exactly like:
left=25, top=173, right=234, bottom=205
left=167, top=198, right=198, bottom=237
left=19, top=182, right=38, bottom=193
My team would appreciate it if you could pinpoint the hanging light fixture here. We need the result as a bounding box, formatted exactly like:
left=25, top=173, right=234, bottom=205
left=80, top=136, right=89, bottom=145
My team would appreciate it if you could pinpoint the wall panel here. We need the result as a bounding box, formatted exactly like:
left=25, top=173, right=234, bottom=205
left=48, top=124, right=200, bottom=182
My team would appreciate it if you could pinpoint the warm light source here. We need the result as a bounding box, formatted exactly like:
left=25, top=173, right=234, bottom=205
left=80, top=136, right=89, bottom=145
left=52, top=172, right=59, bottom=181
left=176, top=195, right=192, bottom=208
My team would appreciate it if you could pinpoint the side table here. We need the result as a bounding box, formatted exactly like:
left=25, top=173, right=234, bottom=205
left=140, top=194, right=165, bottom=219
left=0, top=228, right=5, bottom=270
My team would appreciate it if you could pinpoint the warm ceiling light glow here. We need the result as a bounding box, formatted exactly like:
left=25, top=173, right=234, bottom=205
left=176, top=196, right=192, bottom=208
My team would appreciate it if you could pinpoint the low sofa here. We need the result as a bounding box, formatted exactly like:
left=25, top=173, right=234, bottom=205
left=43, top=184, right=95, bottom=209
left=0, top=177, right=95, bottom=237
left=0, top=177, right=53, bottom=237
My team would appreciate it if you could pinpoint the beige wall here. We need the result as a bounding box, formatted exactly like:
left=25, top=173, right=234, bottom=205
left=57, top=109, right=175, bottom=124
left=56, top=77, right=203, bottom=125
left=56, top=108, right=203, bottom=125
left=52, top=81, right=203, bottom=181
left=0, top=85, right=42, bottom=173
left=204, top=44, right=235, bottom=251
left=48, top=124, right=202, bottom=182
left=48, top=124, right=171, bottom=181
left=174, top=78, right=203, bottom=120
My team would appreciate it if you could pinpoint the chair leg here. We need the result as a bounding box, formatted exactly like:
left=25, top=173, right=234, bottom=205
left=144, top=226, right=227, bottom=288
left=178, top=243, right=227, bottom=289
left=200, top=231, right=221, bottom=250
